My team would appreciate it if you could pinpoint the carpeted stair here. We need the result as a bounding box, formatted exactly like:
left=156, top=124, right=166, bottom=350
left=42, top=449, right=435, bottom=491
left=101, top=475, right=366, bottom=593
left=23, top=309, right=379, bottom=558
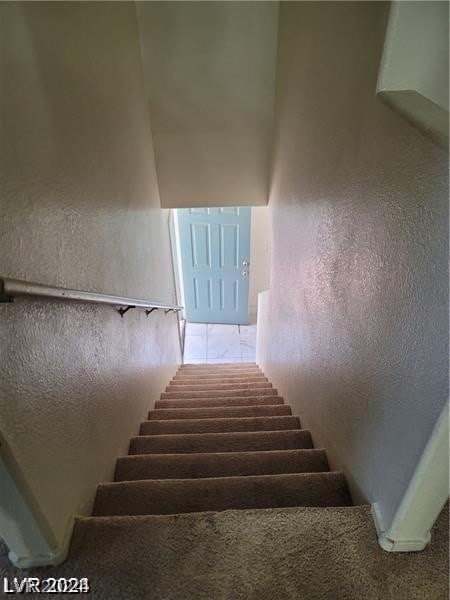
left=93, top=363, right=352, bottom=517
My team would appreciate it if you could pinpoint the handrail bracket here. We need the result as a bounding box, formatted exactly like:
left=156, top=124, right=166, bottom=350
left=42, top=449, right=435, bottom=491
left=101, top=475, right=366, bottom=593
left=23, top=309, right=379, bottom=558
left=117, top=306, right=135, bottom=318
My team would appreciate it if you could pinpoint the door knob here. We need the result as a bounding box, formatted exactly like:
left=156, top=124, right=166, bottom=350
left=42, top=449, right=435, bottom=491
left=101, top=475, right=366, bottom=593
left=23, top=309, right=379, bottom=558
left=242, top=260, right=250, bottom=267
left=242, top=270, right=249, bottom=277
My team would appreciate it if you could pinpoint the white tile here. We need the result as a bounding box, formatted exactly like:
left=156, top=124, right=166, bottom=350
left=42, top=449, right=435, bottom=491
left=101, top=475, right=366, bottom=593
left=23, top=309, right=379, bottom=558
left=239, top=325, right=257, bottom=335
left=206, top=358, right=242, bottom=364
left=240, top=337, right=256, bottom=358
left=207, top=324, right=239, bottom=335
left=207, top=334, right=241, bottom=359
left=239, top=333, right=256, bottom=343
left=185, top=323, right=207, bottom=336
left=183, top=359, right=208, bottom=365
left=183, top=335, right=207, bottom=359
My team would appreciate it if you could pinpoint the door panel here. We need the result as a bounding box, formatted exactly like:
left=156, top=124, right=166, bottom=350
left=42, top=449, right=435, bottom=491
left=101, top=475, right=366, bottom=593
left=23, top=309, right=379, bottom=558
left=178, top=207, right=251, bottom=324
left=191, top=224, right=211, bottom=267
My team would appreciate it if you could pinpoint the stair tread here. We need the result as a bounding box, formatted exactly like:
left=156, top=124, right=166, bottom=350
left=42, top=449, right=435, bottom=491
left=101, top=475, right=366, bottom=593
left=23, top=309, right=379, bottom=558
left=175, top=369, right=264, bottom=377
left=172, top=376, right=268, bottom=382
left=167, top=382, right=273, bottom=391
left=155, top=396, right=284, bottom=408
left=115, top=449, right=329, bottom=481
left=179, top=363, right=259, bottom=371
left=93, top=472, right=352, bottom=516
left=129, top=429, right=313, bottom=454
left=140, top=415, right=300, bottom=435
left=161, top=388, right=278, bottom=399
left=179, top=367, right=261, bottom=372
left=81, top=505, right=367, bottom=523
left=149, top=404, right=292, bottom=419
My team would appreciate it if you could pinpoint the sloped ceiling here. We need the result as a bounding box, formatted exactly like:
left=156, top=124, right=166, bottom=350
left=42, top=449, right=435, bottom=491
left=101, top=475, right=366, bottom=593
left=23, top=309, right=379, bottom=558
left=136, top=1, right=279, bottom=208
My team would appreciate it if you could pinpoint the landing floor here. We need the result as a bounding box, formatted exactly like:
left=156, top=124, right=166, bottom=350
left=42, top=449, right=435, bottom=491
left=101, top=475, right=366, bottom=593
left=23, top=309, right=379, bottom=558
left=1, top=505, right=447, bottom=599
left=183, top=323, right=257, bottom=363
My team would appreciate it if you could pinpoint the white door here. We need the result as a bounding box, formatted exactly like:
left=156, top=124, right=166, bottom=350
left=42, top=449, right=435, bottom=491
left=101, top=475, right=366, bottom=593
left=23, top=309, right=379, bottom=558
left=178, top=207, right=251, bottom=324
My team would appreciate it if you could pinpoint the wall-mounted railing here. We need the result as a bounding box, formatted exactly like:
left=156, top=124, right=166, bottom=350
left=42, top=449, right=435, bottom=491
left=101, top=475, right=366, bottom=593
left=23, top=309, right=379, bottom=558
left=0, top=277, right=183, bottom=317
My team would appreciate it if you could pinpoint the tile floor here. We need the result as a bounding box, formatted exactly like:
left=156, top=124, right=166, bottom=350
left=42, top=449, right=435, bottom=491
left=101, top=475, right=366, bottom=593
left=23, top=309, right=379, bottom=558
left=183, top=323, right=257, bottom=364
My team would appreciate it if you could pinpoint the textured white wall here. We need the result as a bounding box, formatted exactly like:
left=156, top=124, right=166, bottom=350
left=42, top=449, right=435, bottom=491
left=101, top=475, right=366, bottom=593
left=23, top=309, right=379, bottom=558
left=258, top=2, right=448, bottom=535
left=0, top=2, right=180, bottom=552
left=137, top=1, right=278, bottom=208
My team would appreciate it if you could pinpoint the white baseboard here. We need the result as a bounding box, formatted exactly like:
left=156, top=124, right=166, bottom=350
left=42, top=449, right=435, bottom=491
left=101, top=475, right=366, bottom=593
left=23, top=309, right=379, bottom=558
left=8, top=516, right=74, bottom=569
left=377, top=532, right=432, bottom=553
left=371, top=503, right=431, bottom=552
left=371, top=401, right=448, bottom=553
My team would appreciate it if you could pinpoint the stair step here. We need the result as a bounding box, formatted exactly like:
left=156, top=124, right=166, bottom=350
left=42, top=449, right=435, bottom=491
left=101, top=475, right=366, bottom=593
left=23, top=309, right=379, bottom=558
left=180, top=363, right=257, bottom=369
left=140, top=415, right=300, bottom=435
left=155, top=396, right=284, bottom=409
left=178, top=367, right=262, bottom=375
left=149, top=405, right=292, bottom=420
left=166, top=382, right=273, bottom=393
left=93, top=472, right=351, bottom=516
left=129, top=429, right=312, bottom=454
left=172, top=375, right=268, bottom=383
left=161, top=388, right=277, bottom=399
left=176, top=371, right=263, bottom=379
left=115, top=449, right=329, bottom=481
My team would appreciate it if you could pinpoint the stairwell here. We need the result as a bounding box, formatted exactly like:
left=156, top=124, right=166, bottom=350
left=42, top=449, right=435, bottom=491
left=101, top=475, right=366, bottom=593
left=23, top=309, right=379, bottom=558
left=2, top=363, right=447, bottom=599
left=93, top=363, right=352, bottom=517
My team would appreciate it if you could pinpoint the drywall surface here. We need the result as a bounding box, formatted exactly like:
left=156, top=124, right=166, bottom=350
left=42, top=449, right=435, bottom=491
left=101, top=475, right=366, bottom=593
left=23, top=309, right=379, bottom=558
left=136, top=1, right=278, bottom=208
left=259, top=2, right=448, bottom=534
left=0, top=2, right=180, bottom=552
left=256, top=290, right=271, bottom=361
left=378, top=1, right=449, bottom=110
left=249, top=207, right=271, bottom=322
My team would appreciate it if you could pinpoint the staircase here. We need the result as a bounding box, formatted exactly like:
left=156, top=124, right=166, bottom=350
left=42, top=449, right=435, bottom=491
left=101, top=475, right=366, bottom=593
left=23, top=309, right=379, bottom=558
left=93, top=363, right=352, bottom=516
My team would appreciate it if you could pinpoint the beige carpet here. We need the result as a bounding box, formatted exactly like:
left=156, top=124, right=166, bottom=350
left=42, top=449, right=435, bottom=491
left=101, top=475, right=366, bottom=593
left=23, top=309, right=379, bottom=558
left=1, top=505, right=448, bottom=599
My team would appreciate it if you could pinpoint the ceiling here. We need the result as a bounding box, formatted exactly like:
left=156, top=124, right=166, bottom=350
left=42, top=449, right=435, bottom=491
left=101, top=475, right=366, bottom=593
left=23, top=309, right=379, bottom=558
left=136, top=1, right=279, bottom=208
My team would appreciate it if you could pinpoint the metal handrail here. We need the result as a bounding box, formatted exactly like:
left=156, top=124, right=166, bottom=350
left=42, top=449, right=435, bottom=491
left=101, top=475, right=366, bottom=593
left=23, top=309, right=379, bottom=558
left=0, top=277, right=183, bottom=317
